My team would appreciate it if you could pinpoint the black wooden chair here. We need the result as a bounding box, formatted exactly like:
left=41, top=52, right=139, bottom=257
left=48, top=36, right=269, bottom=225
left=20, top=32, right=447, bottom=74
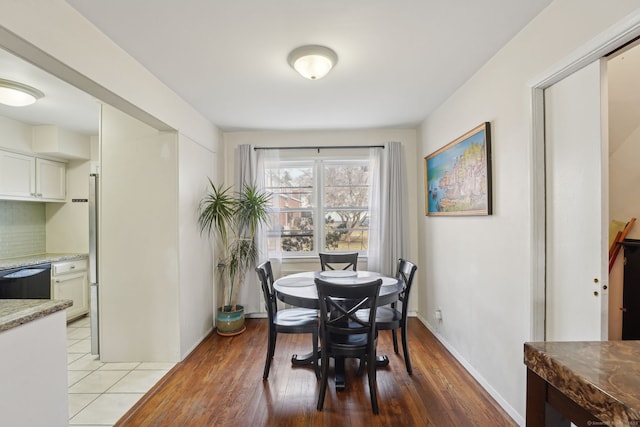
left=256, top=261, right=320, bottom=380
left=315, top=277, right=383, bottom=414
left=319, top=252, right=358, bottom=271
left=357, top=258, right=417, bottom=374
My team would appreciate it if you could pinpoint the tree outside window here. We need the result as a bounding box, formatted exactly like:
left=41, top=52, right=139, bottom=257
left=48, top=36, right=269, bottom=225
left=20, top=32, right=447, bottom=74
left=265, top=159, right=369, bottom=257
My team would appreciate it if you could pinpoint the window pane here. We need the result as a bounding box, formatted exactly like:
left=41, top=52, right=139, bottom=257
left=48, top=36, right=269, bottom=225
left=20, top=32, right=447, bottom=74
left=324, top=163, right=369, bottom=209
left=267, top=211, right=314, bottom=253
left=324, top=213, right=368, bottom=251
left=264, top=158, right=370, bottom=256
left=265, top=166, right=314, bottom=209
left=265, top=164, right=315, bottom=253
left=323, top=163, right=369, bottom=252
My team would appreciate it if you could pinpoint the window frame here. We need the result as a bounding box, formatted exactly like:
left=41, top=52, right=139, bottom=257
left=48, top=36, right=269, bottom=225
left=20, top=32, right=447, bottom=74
left=264, top=154, right=370, bottom=259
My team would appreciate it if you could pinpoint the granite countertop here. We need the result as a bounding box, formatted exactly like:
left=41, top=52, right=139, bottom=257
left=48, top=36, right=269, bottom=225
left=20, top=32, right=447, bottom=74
left=0, top=299, right=72, bottom=333
left=0, top=253, right=88, bottom=270
left=524, top=341, right=640, bottom=425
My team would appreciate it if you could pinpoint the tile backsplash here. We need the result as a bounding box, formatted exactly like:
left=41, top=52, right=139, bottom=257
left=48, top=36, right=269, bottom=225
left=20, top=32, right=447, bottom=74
left=0, top=200, right=46, bottom=258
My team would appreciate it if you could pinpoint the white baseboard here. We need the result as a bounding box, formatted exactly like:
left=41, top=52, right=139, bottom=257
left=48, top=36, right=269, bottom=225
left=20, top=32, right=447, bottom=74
left=246, top=312, right=268, bottom=319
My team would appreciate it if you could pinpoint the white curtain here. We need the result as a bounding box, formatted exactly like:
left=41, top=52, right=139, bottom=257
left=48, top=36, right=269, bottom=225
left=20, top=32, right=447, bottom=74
left=256, top=147, right=282, bottom=272
left=236, top=144, right=261, bottom=314
left=236, top=144, right=282, bottom=314
left=368, top=142, right=407, bottom=276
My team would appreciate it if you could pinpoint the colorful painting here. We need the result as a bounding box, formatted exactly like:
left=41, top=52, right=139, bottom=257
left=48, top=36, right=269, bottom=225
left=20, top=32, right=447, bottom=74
left=424, top=123, right=492, bottom=216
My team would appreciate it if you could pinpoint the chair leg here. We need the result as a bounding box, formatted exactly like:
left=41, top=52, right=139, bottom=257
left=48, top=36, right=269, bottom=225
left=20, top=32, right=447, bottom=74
left=391, top=329, right=399, bottom=354
left=401, top=325, right=412, bottom=375
left=317, top=348, right=330, bottom=410
left=263, top=329, right=276, bottom=380
left=312, top=329, right=320, bottom=380
left=368, top=349, right=379, bottom=415
left=356, top=356, right=366, bottom=376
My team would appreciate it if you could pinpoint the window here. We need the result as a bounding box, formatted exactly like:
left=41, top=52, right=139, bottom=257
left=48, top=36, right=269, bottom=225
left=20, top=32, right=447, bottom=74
left=264, top=157, right=369, bottom=257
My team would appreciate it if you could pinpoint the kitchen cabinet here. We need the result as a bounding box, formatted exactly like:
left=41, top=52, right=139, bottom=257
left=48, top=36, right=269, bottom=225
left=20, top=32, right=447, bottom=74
left=0, top=149, right=66, bottom=201
left=0, top=300, right=70, bottom=427
left=52, top=258, right=89, bottom=321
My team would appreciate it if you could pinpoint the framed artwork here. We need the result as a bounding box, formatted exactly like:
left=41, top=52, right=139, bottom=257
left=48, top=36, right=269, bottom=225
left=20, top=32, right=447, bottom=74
left=424, top=122, right=492, bottom=216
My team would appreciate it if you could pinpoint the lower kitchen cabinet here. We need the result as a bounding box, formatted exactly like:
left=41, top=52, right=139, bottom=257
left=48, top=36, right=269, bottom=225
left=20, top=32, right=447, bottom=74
left=52, top=258, right=89, bottom=321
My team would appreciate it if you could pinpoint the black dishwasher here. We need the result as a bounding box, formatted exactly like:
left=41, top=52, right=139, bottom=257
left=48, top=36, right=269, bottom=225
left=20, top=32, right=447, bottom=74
left=0, top=263, right=52, bottom=299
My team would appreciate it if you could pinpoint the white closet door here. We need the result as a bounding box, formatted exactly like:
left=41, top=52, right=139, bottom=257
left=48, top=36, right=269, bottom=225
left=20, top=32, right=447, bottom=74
left=545, top=59, right=608, bottom=341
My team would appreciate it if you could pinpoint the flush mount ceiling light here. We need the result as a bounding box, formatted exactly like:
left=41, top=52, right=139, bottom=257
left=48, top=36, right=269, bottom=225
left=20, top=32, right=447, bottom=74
left=287, top=45, right=338, bottom=80
left=0, top=78, right=45, bottom=107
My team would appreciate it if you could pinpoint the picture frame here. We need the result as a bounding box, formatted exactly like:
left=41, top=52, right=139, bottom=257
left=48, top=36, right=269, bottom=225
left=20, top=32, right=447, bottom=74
left=424, top=122, right=492, bottom=216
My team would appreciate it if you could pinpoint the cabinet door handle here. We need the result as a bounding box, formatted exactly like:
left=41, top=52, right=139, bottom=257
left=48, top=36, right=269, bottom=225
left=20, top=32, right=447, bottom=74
left=54, top=273, right=85, bottom=283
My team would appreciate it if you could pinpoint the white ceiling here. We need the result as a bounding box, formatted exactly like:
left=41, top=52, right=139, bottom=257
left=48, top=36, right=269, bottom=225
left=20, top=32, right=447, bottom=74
left=53, top=0, right=552, bottom=132
left=0, top=48, right=99, bottom=135
left=3, top=0, right=639, bottom=146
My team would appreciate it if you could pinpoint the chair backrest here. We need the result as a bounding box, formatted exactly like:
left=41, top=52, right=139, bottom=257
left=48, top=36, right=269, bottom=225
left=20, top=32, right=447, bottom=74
left=256, top=261, right=277, bottom=320
left=315, top=277, right=382, bottom=351
left=319, top=252, right=358, bottom=271
left=396, top=258, right=418, bottom=309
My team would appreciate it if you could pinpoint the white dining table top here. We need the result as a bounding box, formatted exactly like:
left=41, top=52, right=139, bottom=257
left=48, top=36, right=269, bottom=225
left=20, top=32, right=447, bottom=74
left=273, top=270, right=402, bottom=309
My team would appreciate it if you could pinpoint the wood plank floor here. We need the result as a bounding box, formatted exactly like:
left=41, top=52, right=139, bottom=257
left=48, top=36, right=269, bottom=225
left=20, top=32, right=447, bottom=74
left=115, top=318, right=517, bottom=426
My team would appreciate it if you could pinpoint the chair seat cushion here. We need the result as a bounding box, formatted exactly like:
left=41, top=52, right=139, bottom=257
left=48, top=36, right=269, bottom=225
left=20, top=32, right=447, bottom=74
left=327, top=332, right=370, bottom=355
left=356, top=307, right=401, bottom=329
left=274, top=307, right=318, bottom=328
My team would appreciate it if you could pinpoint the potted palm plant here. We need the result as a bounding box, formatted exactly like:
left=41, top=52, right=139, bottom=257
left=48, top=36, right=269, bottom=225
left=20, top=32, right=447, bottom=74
left=198, top=179, right=271, bottom=335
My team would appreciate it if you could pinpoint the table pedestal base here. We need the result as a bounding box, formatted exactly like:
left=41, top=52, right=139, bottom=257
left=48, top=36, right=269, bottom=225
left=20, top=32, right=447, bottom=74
left=292, top=351, right=390, bottom=390
left=291, top=350, right=319, bottom=366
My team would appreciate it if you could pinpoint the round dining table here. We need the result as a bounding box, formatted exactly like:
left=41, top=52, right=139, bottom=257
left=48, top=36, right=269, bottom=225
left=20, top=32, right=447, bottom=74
left=273, top=270, right=402, bottom=390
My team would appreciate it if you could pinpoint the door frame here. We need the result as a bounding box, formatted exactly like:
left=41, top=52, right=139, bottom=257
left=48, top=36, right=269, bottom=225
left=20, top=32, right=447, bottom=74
left=529, top=10, right=640, bottom=341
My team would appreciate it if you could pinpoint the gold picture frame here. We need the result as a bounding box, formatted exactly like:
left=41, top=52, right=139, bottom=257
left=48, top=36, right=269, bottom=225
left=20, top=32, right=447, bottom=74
left=424, top=122, right=492, bottom=216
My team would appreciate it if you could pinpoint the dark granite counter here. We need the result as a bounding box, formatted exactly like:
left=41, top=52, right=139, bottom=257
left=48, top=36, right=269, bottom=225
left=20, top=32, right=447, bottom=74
left=0, top=253, right=88, bottom=270
left=0, top=299, right=72, bottom=332
left=524, top=341, right=640, bottom=426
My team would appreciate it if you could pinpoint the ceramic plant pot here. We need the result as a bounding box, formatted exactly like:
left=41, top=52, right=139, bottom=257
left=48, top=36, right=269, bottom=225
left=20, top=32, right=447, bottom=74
left=216, top=305, right=246, bottom=336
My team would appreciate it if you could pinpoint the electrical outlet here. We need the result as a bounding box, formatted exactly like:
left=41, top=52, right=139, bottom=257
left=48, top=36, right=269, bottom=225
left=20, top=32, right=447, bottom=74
left=435, top=309, right=442, bottom=320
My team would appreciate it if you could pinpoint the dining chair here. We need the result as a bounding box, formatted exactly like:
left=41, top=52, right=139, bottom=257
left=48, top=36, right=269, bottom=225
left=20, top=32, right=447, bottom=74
left=356, top=258, right=418, bottom=374
left=256, top=261, right=320, bottom=380
left=315, top=277, right=383, bottom=414
left=319, top=252, right=358, bottom=271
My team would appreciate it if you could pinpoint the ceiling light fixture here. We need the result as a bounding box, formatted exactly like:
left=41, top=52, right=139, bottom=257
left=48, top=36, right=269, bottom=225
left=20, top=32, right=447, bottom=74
left=287, top=45, right=338, bottom=80
left=0, top=78, right=44, bottom=107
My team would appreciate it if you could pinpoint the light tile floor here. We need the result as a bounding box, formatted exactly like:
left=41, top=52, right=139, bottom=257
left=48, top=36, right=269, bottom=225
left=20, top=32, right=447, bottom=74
left=66, top=316, right=175, bottom=426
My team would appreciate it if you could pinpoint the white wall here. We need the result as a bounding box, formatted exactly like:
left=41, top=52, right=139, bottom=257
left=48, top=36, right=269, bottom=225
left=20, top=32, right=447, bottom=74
left=45, top=159, right=91, bottom=253
left=610, top=123, right=640, bottom=239
left=223, top=129, right=419, bottom=313
left=100, top=104, right=180, bottom=362
left=418, top=0, right=640, bottom=422
left=0, top=116, right=32, bottom=152
left=178, top=133, right=217, bottom=358
left=32, top=125, right=92, bottom=160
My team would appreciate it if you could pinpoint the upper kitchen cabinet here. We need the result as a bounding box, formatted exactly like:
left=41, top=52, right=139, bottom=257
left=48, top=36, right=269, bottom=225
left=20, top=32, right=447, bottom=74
left=36, top=157, right=66, bottom=200
left=0, top=149, right=66, bottom=201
